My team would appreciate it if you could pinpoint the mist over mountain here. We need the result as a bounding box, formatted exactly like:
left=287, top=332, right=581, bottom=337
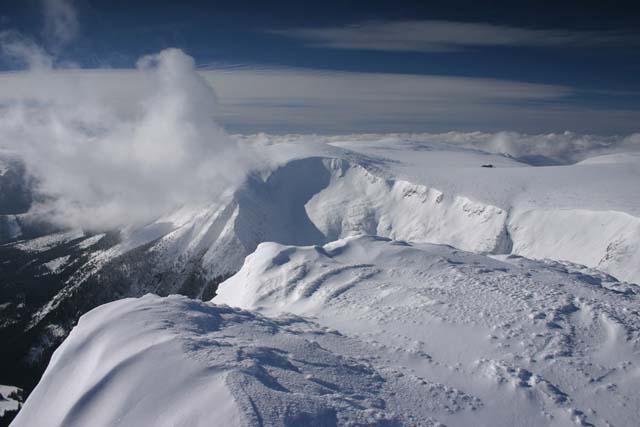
left=1, top=1, right=639, bottom=426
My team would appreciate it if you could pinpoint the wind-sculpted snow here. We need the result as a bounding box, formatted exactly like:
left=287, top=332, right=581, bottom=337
left=305, top=158, right=509, bottom=253
left=509, top=209, right=640, bottom=283
left=3, top=136, right=640, bottom=420
left=17, top=237, right=640, bottom=426
left=0, top=384, right=23, bottom=421
left=13, top=294, right=480, bottom=427
left=216, top=236, right=640, bottom=426
left=235, top=151, right=640, bottom=283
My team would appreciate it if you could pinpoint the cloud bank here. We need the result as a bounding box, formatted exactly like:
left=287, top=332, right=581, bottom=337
left=238, top=131, right=640, bottom=166
left=271, top=20, right=640, bottom=52
left=471, top=131, right=640, bottom=164
left=3, top=66, right=637, bottom=134
left=367, top=131, right=640, bottom=165
left=0, top=2, right=637, bottom=231
left=0, top=46, right=252, bottom=229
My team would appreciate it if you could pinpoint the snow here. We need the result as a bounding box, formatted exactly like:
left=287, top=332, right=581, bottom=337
left=304, top=158, right=509, bottom=253
left=255, top=140, right=639, bottom=282
left=22, top=137, right=638, bottom=343
left=577, top=152, right=640, bottom=165
left=30, top=135, right=638, bottom=289
left=13, top=230, right=85, bottom=253
left=75, top=234, right=105, bottom=249
left=11, top=134, right=640, bottom=425
left=43, top=255, right=71, bottom=274
left=277, top=139, right=640, bottom=282
left=14, top=294, right=465, bottom=427
left=215, top=235, right=640, bottom=426
left=17, top=236, right=640, bottom=426
left=509, top=209, right=640, bottom=283
left=0, top=385, right=22, bottom=417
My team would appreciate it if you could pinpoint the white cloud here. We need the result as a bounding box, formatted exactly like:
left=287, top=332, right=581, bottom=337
left=270, top=20, right=639, bottom=52
left=396, top=131, right=640, bottom=165
left=1, top=65, right=638, bottom=134
left=201, top=68, right=637, bottom=134
left=201, top=67, right=578, bottom=132
left=0, top=53, right=637, bottom=229
left=0, top=31, right=53, bottom=69
left=1, top=1, right=636, bottom=232
left=42, top=0, right=79, bottom=50
left=0, top=48, right=253, bottom=230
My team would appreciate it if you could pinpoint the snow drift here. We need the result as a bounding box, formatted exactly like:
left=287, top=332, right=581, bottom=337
left=114, top=145, right=640, bottom=285
left=16, top=236, right=640, bottom=426
left=3, top=135, right=640, bottom=424
left=13, top=294, right=456, bottom=427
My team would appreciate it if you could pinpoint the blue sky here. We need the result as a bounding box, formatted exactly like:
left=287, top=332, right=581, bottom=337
left=1, top=0, right=639, bottom=133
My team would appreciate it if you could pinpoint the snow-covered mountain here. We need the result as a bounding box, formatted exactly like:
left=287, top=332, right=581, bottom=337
left=14, top=236, right=640, bottom=426
left=3, top=135, right=640, bottom=425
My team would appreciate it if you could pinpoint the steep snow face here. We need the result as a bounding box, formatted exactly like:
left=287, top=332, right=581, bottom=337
left=215, top=236, right=640, bottom=426
left=242, top=151, right=640, bottom=282
left=509, top=209, right=640, bottom=283
left=317, top=138, right=640, bottom=283
left=219, top=155, right=509, bottom=276
left=305, top=158, right=509, bottom=253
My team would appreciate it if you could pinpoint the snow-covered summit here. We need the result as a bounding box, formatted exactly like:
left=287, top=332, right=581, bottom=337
left=5, top=134, right=640, bottom=426
left=15, top=236, right=640, bottom=426
left=216, top=235, right=639, bottom=426
left=107, top=137, right=640, bottom=284
left=12, top=293, right=469, bottom=427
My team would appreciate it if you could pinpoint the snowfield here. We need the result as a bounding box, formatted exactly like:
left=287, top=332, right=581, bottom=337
left=7, top=135, right=640, bottom=426
left=216, top=236, right=640, bottom=426
left=14, top=236, right=640, bottom=426
left=119, top=136, right=640, bottom=284
left=0, top=384, right=22, bottom=419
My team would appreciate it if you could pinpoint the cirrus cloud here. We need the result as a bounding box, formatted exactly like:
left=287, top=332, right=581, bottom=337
left=269, top=20, right=640, bottom=52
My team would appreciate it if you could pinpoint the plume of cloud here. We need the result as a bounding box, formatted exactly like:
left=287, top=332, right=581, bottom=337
left=0, top=46, right=253, bottom=230
left=0, top=0, right=74, bottom=70
left=42, top=0, right=79, bottom=50
left=398, top=130, right=640, bottom=164
left=481, top=131, right=640, bottom=164
left=0, top=31, right=53, bottom=69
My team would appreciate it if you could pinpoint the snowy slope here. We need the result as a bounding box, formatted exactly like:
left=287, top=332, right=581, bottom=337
left=0, top=385, right=22, bottom=419
left=4, top=134, right=640, bottom=425
left=137, top=137, right=640, bottom=283
left=13, top=294, right=474, bottom=427
left=319, top=137, right=640, bottom=282
left=215, top=236, right=640, bottom=426
left=16, top=237, right=640, bottom=426
left=14, top=135, right=638, bottom=305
